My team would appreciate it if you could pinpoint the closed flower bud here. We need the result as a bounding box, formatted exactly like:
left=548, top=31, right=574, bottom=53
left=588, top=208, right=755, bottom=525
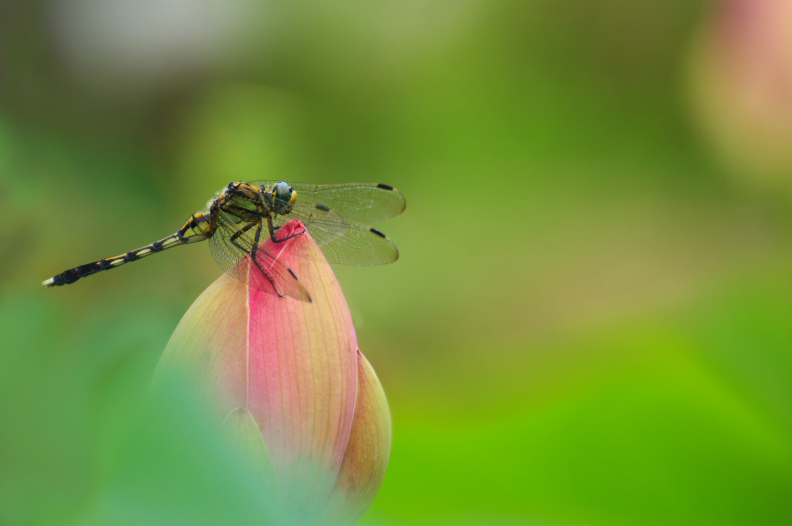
left=157, top=220, right=391, bottom=524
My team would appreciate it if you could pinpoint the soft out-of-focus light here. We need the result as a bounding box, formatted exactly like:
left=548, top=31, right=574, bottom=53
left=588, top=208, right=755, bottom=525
left=688, top=0, right=792, bottom=187
left=48, top=0, right=260, bottom=94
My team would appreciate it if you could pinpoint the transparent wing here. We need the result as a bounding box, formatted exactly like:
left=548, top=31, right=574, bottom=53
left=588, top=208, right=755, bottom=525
left=249, top=181, right=406, bottom=225
left=279, top=209, right=399, bottom=266
left=208, top=212, right=311, bottom=302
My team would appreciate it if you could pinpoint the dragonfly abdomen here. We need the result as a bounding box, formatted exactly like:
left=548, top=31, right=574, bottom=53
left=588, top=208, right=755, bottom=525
left=42, top=233, right=184, bottom=287
left=43, top=212, right=214, bottom=287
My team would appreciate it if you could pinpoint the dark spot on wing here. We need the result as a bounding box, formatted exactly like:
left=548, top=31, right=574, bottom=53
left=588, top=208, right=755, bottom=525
left=370, top=228, right=386, bottom=238
left=377, top=183, right=394, bottom=191
left=288, top=268, right=298, bottom=280
left=315, top=204, right=330, bottom=212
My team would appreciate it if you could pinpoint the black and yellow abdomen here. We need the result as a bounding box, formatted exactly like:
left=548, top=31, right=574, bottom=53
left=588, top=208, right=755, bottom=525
left=43, top=213, right=212, bottom=287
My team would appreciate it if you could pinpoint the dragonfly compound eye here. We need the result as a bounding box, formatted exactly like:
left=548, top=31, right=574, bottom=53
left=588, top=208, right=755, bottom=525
left=273, top=182, right=292, bottom=202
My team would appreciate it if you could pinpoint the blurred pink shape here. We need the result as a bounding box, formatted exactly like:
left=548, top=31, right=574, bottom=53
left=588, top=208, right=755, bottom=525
left=689, top=0, right=792, bottom=184
left=158, top=220, right=391, bottom=523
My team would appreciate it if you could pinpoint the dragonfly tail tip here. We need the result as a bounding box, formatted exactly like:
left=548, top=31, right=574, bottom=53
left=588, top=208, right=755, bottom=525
left=42, top=277, right=55, bottom=287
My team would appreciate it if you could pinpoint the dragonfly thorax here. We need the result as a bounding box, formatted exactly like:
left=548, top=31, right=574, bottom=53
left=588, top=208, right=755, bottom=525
left=209, top=181, right=298, bottom=224
left=209, top=182, right=263, bottom=225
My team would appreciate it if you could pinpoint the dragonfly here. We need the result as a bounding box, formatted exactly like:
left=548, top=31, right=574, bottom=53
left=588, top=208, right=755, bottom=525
left=42, top=181, right=405, bottom=302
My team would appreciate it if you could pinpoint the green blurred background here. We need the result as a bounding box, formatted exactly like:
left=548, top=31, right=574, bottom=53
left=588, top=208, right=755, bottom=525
left=2, top=0, right=792, bottom=524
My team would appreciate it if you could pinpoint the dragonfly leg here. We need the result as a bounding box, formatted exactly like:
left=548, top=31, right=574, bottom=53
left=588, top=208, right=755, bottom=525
left=227, top=221, right=258, bottom=255
left=228, top=221, right=255, bottom=243
left=267, top=216, right=306, bottom=243
left=230, top=222, right=284, bottom=297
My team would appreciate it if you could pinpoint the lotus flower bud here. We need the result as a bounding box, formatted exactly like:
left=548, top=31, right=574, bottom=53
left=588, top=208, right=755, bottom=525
left=156, top=220, right=391, bottom=524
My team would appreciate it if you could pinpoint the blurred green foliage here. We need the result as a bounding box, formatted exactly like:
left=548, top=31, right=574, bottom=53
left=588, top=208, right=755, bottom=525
left=2, top=0, right=792, bottom=524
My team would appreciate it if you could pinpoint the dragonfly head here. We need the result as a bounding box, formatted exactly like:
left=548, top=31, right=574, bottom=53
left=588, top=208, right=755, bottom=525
left=271, top=181, right=297, bottom=214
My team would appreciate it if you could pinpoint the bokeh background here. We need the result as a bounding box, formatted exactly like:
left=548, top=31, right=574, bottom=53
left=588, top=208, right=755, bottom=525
left=2, top=0, right=792, bottom=524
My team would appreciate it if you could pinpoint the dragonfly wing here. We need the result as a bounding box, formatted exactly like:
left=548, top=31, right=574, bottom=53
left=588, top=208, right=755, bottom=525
left=249, top=181, right=406, bottom=225
left=208, top=214, right=311, bottom=302
left=285, top=209, right=399, bottom=266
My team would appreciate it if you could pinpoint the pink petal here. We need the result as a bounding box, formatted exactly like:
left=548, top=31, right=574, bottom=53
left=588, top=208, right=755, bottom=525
left=243, top=222, right=358, bottom=474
